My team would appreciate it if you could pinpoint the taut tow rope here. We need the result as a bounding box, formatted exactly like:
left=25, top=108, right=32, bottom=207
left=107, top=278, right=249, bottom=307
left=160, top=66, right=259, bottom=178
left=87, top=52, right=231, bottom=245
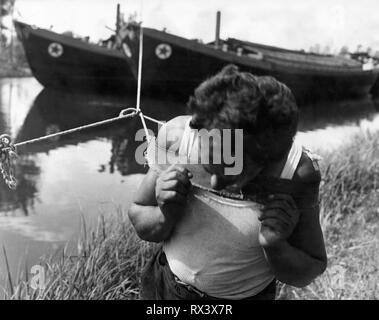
left=14, top=108, right=138, bottom=148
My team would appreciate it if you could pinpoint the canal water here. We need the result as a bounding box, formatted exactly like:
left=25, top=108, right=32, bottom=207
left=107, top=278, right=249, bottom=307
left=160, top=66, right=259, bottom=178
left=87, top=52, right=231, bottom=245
left=0, top=77, right=379, bottom=287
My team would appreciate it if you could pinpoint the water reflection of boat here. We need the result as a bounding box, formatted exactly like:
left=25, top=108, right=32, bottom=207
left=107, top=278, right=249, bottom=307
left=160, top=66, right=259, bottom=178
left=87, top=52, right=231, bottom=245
left=13, top=20, right=136, bottom=94
left=15, top=89, right=379, bottom=169
left=15, top=89, right=130, bottom=148
left=11, top=88, right=379, bottom=160
left=298, top=98, right=379, bottom=131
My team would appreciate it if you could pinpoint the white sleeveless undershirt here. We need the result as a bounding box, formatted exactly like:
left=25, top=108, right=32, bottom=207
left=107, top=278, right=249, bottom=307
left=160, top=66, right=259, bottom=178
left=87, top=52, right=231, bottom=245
left=152, top=119, right=303, bottom=299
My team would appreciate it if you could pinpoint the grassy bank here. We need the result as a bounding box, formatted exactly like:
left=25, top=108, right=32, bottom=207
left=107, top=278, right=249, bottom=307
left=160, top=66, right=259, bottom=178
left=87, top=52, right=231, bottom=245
left=2, top=215, right=156, bottom=300
left=2, top=130, right=379, bottom=300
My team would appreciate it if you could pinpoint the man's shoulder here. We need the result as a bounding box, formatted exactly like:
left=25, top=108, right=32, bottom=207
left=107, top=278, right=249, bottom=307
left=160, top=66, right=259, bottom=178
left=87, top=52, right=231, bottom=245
left=157, top=115, right=191, bottom=149
left=292, top=150, right=321, bottom=184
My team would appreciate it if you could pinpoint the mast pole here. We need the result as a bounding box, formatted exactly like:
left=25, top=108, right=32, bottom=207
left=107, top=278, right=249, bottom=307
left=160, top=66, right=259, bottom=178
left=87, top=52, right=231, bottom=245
left=115, top=3, right=121, bottom=36
left=215, top=11, right=221, bottom=49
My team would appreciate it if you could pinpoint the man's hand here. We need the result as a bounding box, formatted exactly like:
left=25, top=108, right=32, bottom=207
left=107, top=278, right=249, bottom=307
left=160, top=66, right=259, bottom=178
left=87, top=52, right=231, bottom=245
left=258, top=194, right=300, bottom=248
left=155, top=165, right=192, bottom=215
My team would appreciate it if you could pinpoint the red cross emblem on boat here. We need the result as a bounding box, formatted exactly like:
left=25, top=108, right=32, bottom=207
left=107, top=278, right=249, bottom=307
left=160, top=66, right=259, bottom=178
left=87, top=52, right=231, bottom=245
left=48, top=42, right=64, bottom=58
left=155, top=43, right=172, bottom=59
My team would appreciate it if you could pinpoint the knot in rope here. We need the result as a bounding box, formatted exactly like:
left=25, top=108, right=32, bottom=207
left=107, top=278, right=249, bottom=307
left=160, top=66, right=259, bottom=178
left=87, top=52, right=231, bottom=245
left=118, top=107, right=139, bottom=118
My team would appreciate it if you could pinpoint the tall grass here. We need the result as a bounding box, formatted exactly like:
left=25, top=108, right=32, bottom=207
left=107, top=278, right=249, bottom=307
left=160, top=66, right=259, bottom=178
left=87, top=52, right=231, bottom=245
left=2, top=215, right=156, bottom=300
left=3, top=129, right=379, bottom=300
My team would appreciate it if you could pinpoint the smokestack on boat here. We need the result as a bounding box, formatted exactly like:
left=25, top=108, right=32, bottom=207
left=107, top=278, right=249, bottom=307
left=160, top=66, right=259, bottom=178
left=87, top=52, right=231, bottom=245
left=116, top=3, right=121, bottom=36
left=215, top=11, right=221, bottom=49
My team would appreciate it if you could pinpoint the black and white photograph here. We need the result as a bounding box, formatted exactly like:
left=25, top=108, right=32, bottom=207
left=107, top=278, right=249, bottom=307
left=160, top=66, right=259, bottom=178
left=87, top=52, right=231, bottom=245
left=0, top=0, right=378, bottom=305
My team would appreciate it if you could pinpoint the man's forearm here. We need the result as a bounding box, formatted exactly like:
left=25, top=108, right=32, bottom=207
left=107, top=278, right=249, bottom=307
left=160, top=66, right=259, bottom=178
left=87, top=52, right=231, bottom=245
left=262, top=241, right=327, bottom=287
left=128, top=203, right=176, bottom=243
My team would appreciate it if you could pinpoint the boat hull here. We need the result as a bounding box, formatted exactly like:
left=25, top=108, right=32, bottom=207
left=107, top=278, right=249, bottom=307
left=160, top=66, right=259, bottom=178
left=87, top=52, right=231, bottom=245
left=14, top=21, right=136, bottom=94
left=126, top=27, right=379, bottom=103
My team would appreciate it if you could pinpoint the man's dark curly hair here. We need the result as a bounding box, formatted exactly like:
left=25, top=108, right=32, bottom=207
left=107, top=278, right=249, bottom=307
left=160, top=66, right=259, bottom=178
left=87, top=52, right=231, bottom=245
left=187, top=64, right=299, bottom=163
